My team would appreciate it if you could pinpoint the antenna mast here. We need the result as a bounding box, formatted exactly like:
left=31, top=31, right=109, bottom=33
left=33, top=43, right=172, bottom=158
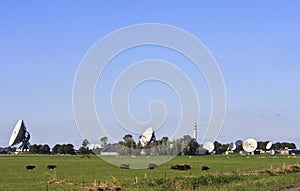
left=193, top=121, right=197, bottom=141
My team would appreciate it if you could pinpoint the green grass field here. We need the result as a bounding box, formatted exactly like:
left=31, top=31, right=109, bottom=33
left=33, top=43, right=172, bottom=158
left=0, top=154, right=299, bottom=191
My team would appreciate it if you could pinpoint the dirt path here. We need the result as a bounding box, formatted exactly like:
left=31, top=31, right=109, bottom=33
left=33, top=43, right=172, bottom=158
left=276, top=185, right=300, bottom=191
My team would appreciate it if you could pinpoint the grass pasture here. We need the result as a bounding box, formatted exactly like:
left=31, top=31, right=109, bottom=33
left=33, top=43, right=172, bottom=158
left=0, top=154, right=299, bottom=191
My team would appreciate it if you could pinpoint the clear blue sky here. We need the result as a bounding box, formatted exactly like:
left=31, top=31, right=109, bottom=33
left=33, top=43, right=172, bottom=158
left=1, top=1, right=299, bottom=148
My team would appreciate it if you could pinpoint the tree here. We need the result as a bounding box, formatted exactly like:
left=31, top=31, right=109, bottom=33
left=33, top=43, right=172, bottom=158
left=100, top=137, right=108, bottom=148
left=58, top=144, right=66, bottom=154
left=160, top=136, right=170, bottom=155
left=52, top=144, right=61, bottom=154
left=82, top=139, right=90, bottom=148
left=120, top=134, right=136, bottom=155
left=160, top=137, right=168, bottom=143
left=257, top=141, right=268, bottom=150
left=29, top=144, right=39, bottom=154
left=214, top=141, right=228, bottom=154
left=273, top=142, right=296, bottom=150
left=282, top=142, right=296, bottom=150
left=123, top=134, right=133, bottom=142
left=273, top=142, right=282, bottom=150
left=180, top=135, right=193, bottom=155
left=183, top=135, right=192, bottom=145
left=79, top=139, right=91, bottom=155
left=187, top=139, right=199, bottom=155
left=29, top=144, right=50, bottom=154
left=79, top=147, right=89, bottom=155
left=117, top=141, right=129, bottom=155
left=52, top=144, right=75, bottom=154
left=64, top=144, right=75, bottom=154
left=40, top=144, right=51, bottom=154
left=123, top=134, right=136, bottom=148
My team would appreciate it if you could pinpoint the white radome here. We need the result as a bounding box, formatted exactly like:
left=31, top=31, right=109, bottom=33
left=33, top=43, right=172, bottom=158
left=242, top=138, right=258, bottom=153
left=203, top=141, right=215, bottom=153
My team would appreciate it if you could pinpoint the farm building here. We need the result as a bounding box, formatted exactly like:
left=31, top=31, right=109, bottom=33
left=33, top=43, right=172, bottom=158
left=100, top=146, right=119, bottom=156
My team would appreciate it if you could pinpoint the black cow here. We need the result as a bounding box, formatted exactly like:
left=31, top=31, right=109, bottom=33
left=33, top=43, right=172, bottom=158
left=120, top=164, right=130, bottom=169
left=47, top=165, right=57, bottom=170
left=201, top=166, right=210, bottom=171
left=171, top=164, right=191, bottom=170
left=26, top=165, right=35, bottom=170
left=148, top=163, right=157, bottom=169
left=178, top=165, right=185, bottom=170
left=184, top=164, right=191, bottom=170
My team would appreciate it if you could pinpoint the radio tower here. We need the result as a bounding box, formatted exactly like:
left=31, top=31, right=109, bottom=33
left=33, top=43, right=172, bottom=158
left=193, top=122, right=197, bottom=141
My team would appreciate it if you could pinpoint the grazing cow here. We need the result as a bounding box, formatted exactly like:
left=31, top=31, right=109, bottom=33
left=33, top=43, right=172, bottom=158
left=120, top=164, right=130, bottom=169
left=201, top=166, right=210, bottom=171
left=184, top=164, right=191, bottom=170
left=47, top=165, right=57, bottom=170
left=171, top=164, right=191, bottom=170
left=177, top=165, right=185, bottom=170
left=148, top=163, right=157, bottom=169
left=26, top=165, right=35, bottom=170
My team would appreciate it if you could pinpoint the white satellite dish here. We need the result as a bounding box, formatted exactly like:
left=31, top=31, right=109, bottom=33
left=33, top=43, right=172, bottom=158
left=266, top=142, right=273, bottom=150
left=229, top=143, right=236, bottom=151
left=8, top=119, right=31, bottom=151
left=242, top=138, right=257, bottom=153
left=139, top=127, right=156, bottom=147
left=270, top=149, right=275, bottom=155
left=203, top=141, right=215, bottom=153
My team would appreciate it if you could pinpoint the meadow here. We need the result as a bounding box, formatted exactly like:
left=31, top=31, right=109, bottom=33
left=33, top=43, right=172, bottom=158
left=0, top=154, right=299, bottom=191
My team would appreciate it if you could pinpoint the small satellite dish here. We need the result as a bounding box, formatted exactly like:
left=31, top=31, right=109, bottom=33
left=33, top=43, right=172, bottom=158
left=203, top=141, right=215, bottom=153
left=139, top=127, right=156, bottom=147
left=266, top=142, right=273, bottom=150
left=9, top=119, right=31, bottom=151
left=229, top=143, right=236, bottom=151
left=242, top=138, right=257, bottom=153
left=270, top=149, right=275, bottom=155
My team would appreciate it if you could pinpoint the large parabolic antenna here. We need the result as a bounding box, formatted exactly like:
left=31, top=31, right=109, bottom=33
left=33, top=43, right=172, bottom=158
left=203, top=141, right=215, bottom=153
left=9, top=119, right=31, bottom=151
left=242, top=138, right=257, bottom=153
left=139, top=127, right=156, bottom=147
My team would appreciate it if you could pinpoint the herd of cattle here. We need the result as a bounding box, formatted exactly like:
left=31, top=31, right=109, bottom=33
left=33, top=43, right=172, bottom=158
left=25, top=165, right=57, bottom=170
left=27, top=163, right=209, bottom=171
left=120, top=163, right=210, bottom=171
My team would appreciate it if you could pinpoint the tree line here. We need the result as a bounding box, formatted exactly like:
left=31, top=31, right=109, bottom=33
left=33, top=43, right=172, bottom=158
left=1, top=135, right=297, bottom=155
left=29, top=139, right=92, bottom=155
left=99, top=135, right=298, bottom=156
left=101, top=134, right=200, bottom=156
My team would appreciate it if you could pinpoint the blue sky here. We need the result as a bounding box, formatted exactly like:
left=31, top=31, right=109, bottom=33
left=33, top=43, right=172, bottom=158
left=1, top=1, right=299, bottom=148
